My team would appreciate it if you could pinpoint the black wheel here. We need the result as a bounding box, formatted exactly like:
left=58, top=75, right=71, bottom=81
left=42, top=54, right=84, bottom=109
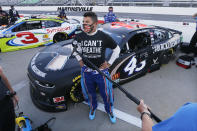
left=53, top=33, right=68, bottom=43
left=159, top=48, right=174, bottom=64
left=70, top=75, right=84, bottom=103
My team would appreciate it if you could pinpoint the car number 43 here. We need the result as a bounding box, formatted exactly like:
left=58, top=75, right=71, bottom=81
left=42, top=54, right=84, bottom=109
left=124, top=56, right=146, bottom=75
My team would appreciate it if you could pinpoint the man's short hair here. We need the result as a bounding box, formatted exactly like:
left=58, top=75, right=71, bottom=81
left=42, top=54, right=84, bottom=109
left=109, top=7, right=113, bottom=9
left=83, top=12, right=98, bottom=23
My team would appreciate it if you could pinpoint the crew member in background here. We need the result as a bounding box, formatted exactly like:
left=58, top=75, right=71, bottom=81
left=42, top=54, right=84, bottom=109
left=104, top=6, right=117, bottom=23
left=0, top=66, right=19, bottom=131
left=73, top=12, right=120, bottom=123
left=189, top=13, right=197, bottom=55
left=58, top=8, right=68, bottom=20
left=0, top=6, right=9, bottom=26
left=9, top=5, right=20, bottom=24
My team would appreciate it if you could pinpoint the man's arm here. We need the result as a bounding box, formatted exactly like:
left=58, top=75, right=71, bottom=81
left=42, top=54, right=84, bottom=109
left=137, top=100, right=154, bottom=131
left=0, top=66, right=13, bottom=92
left=113, top=13, right=117, bottom=21
left=0, top=66, right=19, bottom=106
left=100, top=45, right=120, bottom=69
left=72, top=49, right=84, bottom=67
left=8, top=9, right=12, bottom=17
left=104, top=14, right=109, bottom=23
left=72, top=40, right=84, bottom=67
left=17, top=11, right=20, bottom=18
left=108, top=45, right=120, bottom=65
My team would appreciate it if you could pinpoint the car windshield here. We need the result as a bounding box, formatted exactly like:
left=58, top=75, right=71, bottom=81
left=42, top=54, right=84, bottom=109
left=64, top=19, right=80, bottom=24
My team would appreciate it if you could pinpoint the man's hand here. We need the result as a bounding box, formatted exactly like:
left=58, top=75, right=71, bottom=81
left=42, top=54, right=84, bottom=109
left=137, top=99, right=150, bottom=114
left=12, top=95, right=19, bottom=108
left=99, top=61, right=111, bottom=69
left=79, top=60, right=84, bottom=67
left=137, top=99, right=153, bottom=131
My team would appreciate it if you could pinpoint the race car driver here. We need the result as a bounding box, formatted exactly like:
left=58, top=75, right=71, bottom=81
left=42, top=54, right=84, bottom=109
left=0, top=6, right=9, bottom=26
left=72, top=12, right=120, bottom=123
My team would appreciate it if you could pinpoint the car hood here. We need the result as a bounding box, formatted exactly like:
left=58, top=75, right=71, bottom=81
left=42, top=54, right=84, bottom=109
left=29, top=39, right=80, bottom=78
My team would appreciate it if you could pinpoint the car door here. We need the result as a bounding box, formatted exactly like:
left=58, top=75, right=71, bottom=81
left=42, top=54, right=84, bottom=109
left=2, top=20, right=49, bottom=52
left=110, top=29, right=154, bottom=83
left=44, top=20, right=62, bottom=34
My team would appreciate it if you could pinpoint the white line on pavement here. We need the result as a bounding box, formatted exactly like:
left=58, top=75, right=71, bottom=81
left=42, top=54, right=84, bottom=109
left=83, top=102, right=142, bottom=128
left=13, top=80, right=142, bottom=128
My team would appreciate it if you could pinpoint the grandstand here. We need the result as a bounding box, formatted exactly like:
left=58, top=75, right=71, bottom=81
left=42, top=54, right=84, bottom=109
left=0, top=0, right=197, bottom=7
left=107, top=0, right=197, bottom=7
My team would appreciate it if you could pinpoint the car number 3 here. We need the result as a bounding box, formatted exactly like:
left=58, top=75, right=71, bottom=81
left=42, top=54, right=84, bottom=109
left=124, top=56, right=146, bottom=75
left=16, top=32, right=39, bottom=44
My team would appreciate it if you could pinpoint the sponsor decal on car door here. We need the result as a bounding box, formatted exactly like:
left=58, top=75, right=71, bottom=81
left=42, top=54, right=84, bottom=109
left=8, top=31, right=48, bottom=46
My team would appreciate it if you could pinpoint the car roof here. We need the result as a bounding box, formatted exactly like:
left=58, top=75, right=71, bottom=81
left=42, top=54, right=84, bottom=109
left=101, top=21, right=154, bottom=35
left=99, top=21, right=155, bottom=46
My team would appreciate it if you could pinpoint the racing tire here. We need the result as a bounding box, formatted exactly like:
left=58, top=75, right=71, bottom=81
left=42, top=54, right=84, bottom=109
left=70, top=75, right=84, bottom=103
left=159, top=48, right=174, bottom=64
left=53, top=32, right=68, bottom=43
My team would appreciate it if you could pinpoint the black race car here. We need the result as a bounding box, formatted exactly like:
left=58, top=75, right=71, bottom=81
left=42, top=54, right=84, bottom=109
left=28, top=21, right=182, bottom=111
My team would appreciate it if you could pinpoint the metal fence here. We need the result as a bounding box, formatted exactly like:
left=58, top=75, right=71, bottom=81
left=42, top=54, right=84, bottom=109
left=1, top=0, right=197, bottom=7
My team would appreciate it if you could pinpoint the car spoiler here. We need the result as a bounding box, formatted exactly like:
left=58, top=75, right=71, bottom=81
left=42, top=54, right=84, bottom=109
left=154, top=26, right=182, bottom=35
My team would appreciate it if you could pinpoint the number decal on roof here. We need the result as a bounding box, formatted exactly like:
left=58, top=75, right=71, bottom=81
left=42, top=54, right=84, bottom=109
left=111, top=22, right=133, bottom=29
left=16, top=32, right=39, bottom=44
left=110, top=22, right=147, bottom=29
